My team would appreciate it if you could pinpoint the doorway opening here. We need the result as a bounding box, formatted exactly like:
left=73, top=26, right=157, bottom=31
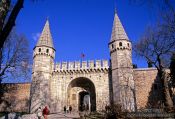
left=67, top=77, right=96, bottom=111
left=79, top=91, right=90, bottom=111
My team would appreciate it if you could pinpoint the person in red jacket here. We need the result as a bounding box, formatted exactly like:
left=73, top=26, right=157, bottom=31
left=43, top=106, right=49, bottom=119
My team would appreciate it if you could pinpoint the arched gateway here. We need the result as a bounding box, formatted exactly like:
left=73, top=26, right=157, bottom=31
left=49, top=61, right=110, bottom=112
left=67, top=77, right=96, bottom=111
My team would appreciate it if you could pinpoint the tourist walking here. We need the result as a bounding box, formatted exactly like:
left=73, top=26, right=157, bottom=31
left=43, top=106, right=49, bottom=119
left=69, top=105, right=72, bottom=114
left=37, top=107, right=42, bottom=119
left=64, top=106, right=66, bottom=114
left=66, top=105, right=69, bottom=113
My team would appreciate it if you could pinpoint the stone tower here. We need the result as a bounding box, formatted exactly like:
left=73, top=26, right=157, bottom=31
left=30, top=20, right=55, bottom=113
left=109, top=11, right=135, bottom=111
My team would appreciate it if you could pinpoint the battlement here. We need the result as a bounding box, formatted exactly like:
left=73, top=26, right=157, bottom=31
left=54, top=60, right=109, bottom=72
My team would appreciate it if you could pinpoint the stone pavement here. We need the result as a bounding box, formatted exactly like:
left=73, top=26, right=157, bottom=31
left=0, top=112, right=81, bottom=119
left=48, top=112, right=80, bottom=119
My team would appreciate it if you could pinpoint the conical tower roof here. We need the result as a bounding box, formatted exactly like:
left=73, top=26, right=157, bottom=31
left=110, top=11, right=129, bottom=41
left=36, top=20, right=54, bottom=48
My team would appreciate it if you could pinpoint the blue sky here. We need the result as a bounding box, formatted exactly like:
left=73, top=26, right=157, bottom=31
left=15, top=0, right=157, bottom=68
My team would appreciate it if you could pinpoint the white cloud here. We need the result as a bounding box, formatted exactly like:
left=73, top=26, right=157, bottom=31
left=32, top=32, right=41, bottom=41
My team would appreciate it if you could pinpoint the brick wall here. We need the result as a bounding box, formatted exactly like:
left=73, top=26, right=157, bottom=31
left=0, top=83, right=31, bottom=112
left=134, top=68, right=163, bottom=109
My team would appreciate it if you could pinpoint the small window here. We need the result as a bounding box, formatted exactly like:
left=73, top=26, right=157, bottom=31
left=111, top=44, right=114, bottom=49
left=39, top=48, right=41, bottom=52
left=46, top=49, right=49, bottom=53
left=119, top=42, right=122, bottom=46
left=127, top=43, right=129, bottom=47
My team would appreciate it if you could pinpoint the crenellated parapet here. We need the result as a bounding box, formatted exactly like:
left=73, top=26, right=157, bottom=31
left=54, top=60, right=109, bottom=73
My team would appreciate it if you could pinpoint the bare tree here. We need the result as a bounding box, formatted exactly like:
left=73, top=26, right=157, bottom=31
left=170, top=53, right=175, bottom=88
left=130, top=0, right=175, bottom=111
left=0, top=0, right=40, bottom=49
left=135, top=24, right=175, bottom=111
left=169, top=53, right=175, bottom=104
left=0, top=29, right=31, bottom=83
left=0, top=30, right=30, bottom=112
left=129, top=0, right=175, bottom=10
left=0, top=0, right=24, bottom=49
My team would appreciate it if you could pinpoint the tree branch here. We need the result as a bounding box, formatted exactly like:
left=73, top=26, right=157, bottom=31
left=0, top=0, right=24, bottom=49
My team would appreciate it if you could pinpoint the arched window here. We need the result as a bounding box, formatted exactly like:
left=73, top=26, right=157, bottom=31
left=39, top=48, right=41, bottom=52
left=119, top=42, right=122, bottom=46
left=111, top=44, right=114, bottom=49
left=127, top=43, right=130, bottom=47
left=46, top=49, right=49, bottom=53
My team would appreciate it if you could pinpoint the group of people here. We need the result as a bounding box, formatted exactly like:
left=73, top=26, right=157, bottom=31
left=36, top=105, right=73, bottom=119
left=37, top=106, right=50, bottom=119
left=64, top=105, right=72, bottom=114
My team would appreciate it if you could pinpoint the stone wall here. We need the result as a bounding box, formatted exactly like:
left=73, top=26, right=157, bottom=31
left=0, top=67, right=165, bottom=112
left=51, top=60, right=110, bottom=112
left=134, top=68, right=163, bottom=109
left=0, top=83, right=31, bottom=112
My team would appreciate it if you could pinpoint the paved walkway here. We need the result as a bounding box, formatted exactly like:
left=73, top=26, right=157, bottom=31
left=48, top=112, right=80, bottom=119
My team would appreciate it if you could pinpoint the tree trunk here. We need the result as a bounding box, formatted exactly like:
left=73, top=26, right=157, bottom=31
left=157, top=55, right=174, bottom=111
left=0, top=0, right=24, bottom=49
left=0, top=48, right=2, bottom=84
left=0, top=0, right=10, bottom=32
left=159, top=69, right=174, bottom=111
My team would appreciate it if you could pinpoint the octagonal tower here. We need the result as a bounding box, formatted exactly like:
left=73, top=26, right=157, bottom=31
left=30, top=20, right=55, bottom=113
left=109, top=11, right=135, bottom=111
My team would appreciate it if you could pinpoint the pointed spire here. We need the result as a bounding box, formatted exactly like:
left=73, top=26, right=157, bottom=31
left=110, top=11, right=129, bottom=42
left=36, top=19, right=54, bottom=48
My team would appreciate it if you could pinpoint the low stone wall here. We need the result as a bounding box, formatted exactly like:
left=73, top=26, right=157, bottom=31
left=0, top=83, right=31, bottom=112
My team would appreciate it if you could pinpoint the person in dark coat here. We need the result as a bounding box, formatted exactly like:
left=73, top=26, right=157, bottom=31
left=69, top=105, right=72, bottom=114
left=37, top=107, right=42, bottom=119
left=43, top=106, right=49, bottom=119
left=64, top=106, right=66, bottom=114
